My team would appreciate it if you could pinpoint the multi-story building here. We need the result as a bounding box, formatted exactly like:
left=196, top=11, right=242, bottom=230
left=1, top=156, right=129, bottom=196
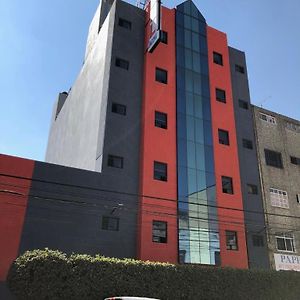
left=1, top=4, right=300, bottom=296
left=253, top=106, right=300, bottom=271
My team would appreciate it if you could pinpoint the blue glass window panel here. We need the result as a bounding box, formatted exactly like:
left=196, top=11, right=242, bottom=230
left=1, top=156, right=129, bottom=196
left=203, top=121, right=213, bottom=145
left=178, top=166, right=188, bottom=197
left=192, top=52, right=201, bottom=72
left=195, top=118, right=204, bottom=144
left=199, top=35, right=208, bottom=54
left=202, top=97, right=211, bottom=121
left=186, top=115, right=195, bottom=141
left=186, top=92, right=194, bottom=115
left=185, top=69, right=193, bottom=92
left=191, top=3, right=199, bottom=19
left=185, top=48, right=193, bottom=70
left=204, top=146, right=215, bottom=173
left=183, top=1, right=191, bottom=15
left=193, top=73, right=201, bottom=95
left=193, top=95, right=202, bottom=119
left=176, top=46, right=185, bottom=68
left=187, top=168, right=197, bottom=195
left=187, top=141, right=196, bottom=169
left=177, top=67, right=185, bottom=91
left=178, top=138, right=187, bottom=167
left=178, top=113, right=187, bottom=139
left=184, top=30, right=192, bottom=49
left=184, top=15, right=192, bottom=30
left=176, top=12, right=184, bottom=26
left=200, top=55, right=209, bottom=75
left=205, top=171, right=216, bottom=188
left=199, top=21, right=207, bottom=36
left=206, top=185, right=216, bottom=203
left=195, top=143, right=205, bottom=170
left=201, top=75, right=210, bottom=98
left=192, top=18, right=199, bottom=33
left=176, top=26, right=184, bottom=46
left=196, top=170, right=207, bottom=192
left=177, top=89, right=186, bottom=114
left=192, top=32, right=200, bottom=52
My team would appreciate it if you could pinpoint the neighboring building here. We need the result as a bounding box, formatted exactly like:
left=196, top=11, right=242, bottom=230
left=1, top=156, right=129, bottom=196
left=252, top=106, right=300, bottom=272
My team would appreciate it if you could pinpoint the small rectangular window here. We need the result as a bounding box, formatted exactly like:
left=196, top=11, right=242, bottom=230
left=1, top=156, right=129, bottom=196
left=108, top=155, right=124, bottom=169
left=252, top=235, right=264, bottom=247
left=235, top=64, right=245, bottom=74
left=270, top=188, right=289, bottom=209
left=118, top=18, right=131, bottom=30
left=247, top=184, right=258, bottom=195
left=213, top=52, right=223, bottom=65
left=115, top=58, right=129, bottom=70
left=154, top=161, right=167, bottom=181
left=265, top=149, right=283, bottom=168
left=112, top=103, right=126, bottom=115
left=226, top=230, right=238, bottom=250
left=259, top=113, right=276, bottom=124
left=238, top=99, right=249, bottom=110
left=222, top=176, right=234, bottom=194
left=155, top=111, right=167, bottom=129
left=242, top=139, right=253, bottom=149
left=102, top=216, right=119, bottom=231
left=152, top=220, right=167, bottom=243
left=291, top=156, right=300, bottom=165
left=218, top=129, right=230, bottom=145
left=276, top=233, right=296, bottom=252
left=160, top=31, right=168, bottom=44
left=216, top=88, right=226, bottom=103
left=155, top=68, right=168, bottom=84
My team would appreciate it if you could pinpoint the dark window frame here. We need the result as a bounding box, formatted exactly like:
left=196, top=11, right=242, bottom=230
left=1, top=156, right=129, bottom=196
left=213, top=51, right=223, bottom=66
left=107, top=155, right=124, bottom=169
left=235, top=64, right=245, bottom=74
left=115, top=57, right=129, bottom=70
left=216, top=88, right=226, bottom=103
left=155, top=111, right=168, bottom=129
left=155, top=67, right=168, bottom=84
left=160, top=30, right=168, bottom=44
left=112, top=103, right=126, bottom=115
left=154, top=161, right=168, bottom=182
left=242, top=139, right=253, bottom=150
left=118, top=18, right=132, bottom=30
left=218, top=129, right=230, bottom=146
left=264, top=149, right=283, bottom=169
left=252, top=235, right=264, bottom=247
left=152, top=220, right=168, bottom=243
left=291, top=156, right=300, bottom=165
left=102, top=216, right=120, bottom=231
left=226, top=230, right=238, bottom=250
left=238, top=99, right=249, bottom=110
left=247, top=184, right=258, bottom=195
left=222, top=176, right=234, bottom=194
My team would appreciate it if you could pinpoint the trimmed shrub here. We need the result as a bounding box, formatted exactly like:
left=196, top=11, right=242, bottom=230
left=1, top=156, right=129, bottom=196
left=7, top=249, right=300, bottom=300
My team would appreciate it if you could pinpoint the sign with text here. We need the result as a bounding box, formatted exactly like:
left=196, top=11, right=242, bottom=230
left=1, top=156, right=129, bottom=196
left=274, top=253, right=300, bottom=271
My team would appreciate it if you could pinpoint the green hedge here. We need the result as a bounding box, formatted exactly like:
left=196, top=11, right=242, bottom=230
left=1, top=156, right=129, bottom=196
left=7, top=249, right=300, bottom=300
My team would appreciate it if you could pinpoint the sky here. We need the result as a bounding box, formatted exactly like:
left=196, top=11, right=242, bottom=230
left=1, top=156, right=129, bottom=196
left=0, top=0, right=299, bottom=162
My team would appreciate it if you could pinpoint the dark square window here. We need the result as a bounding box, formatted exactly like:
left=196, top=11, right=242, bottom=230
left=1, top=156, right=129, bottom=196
left=112, top=103, right=126, bottom=115
left=154, top=161, right=167, bottom=181
left=242, top=139, right=253, bottom=149
left=265, top=149, right=283, bottom=168
left=155, top=111, right=167, bottom=129
left=252, top=235, right=264, bottom=247
left=160, top=31, right=168, bottom=44
left=118, top=18, right=131, bottom=30
left=156, top=68, right=168, bottom=84
left=238, top=99, right=249, bottom=110
left=108, top=155, right=124, bottom=169
left=235, top=64, right=245, bottom=74
left=291, top=156, right=300, bottom=165
left=247, top=184, right=258, bottom=195
left=218, top=129, right=230, bottom=145
left=216, top=88, right=226, bottom=103
left=226, top=231, right=238, bottom=250
left=222, top=176, right=233, bottom=194
left=213, top=51, right=223, bottom=65
left=102, top=216, right=119, bottom=231
left=115, top=58, right=129, bottom=70
left=152, top=220, right=167, bottom=243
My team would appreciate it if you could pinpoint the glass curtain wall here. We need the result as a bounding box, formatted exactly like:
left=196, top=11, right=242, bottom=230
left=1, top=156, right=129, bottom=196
left=176, top=1, right=220, bottom=265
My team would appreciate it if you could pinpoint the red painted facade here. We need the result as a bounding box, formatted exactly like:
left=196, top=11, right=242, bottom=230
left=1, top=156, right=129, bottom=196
left=207, top=27, right=248, bottom=268
left=137, top=6, right=178, bottom=263
left=0, top=154, right=34, bottom=280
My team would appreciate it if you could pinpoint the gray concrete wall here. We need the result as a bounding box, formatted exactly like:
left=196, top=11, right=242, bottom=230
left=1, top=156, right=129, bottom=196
left=229, top=47, right=270, bottom=269
left=253, top=106, right=300, bottom=269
